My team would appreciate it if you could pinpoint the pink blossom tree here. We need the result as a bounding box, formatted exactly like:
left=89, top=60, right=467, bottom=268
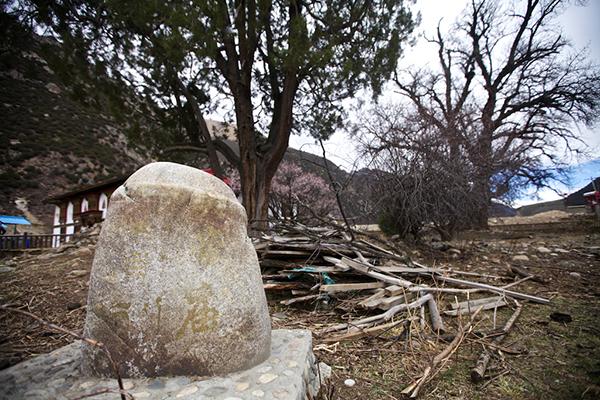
left=269, top=162, right=336, bottom=223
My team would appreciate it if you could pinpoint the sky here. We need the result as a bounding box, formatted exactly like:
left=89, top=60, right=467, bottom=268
left=288, top=0, right=600, bottom=205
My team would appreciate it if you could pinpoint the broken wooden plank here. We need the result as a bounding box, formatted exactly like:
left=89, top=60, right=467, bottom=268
left=259, top=259, right=304, bottom=268
left=434, top=276, right=550, bottom=304
left=445, top=299, right=507, bottom=316
left=377, top=266, right=440, bottom=274
left=280, top=294, right=322, bottom=306
left=254, top=242, right=270, bottom=251
left=260, top=234, right=311, bottom=243
left=382, top=294, right=433, bottom=321
left=263, top=282, right=305, bottom=290
left=451, top=296, right=504, bottom=310
left=358, top=289, right=387, bottom=308
left=262, top=274, right=290, bottom=280
left=410, top=286, right=478, bottom=295
left=322, top=256, right=350, bottom=271
left=374, top=293, right=417, bottom=310
left=322, top=320, right=404, bottom=342
left=385, top=285, right=406, bottom=296
left=281, top=266, right=341, bottom=273
left=320, top=282, right=386, bottom=293
left=291, top=289, right=311, bottom=296
left=263, top=250, right=313, bottom=257
left=340, top=257, right=414, bottom=288
left=320, top=294, right=433, bottom=334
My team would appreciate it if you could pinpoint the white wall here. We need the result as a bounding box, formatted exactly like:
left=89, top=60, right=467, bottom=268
left=65, top=201, right=74, bottom=241
left=81, top=197, right=89, bottom=212
left=99, top=193, right=108, bottom=219
left=52, top=205, right=61, bottom=248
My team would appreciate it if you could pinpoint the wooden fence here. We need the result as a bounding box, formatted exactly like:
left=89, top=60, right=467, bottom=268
left=0, top=233, right=74, bottom=250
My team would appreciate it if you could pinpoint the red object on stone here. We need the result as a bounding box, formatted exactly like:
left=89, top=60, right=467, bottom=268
left=201, top=168, right=232, bottom=187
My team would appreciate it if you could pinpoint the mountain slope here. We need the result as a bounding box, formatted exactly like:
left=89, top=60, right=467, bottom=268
left=1, top=18, right=152, bottom=225
left=1, top=16, right=377, bottom=228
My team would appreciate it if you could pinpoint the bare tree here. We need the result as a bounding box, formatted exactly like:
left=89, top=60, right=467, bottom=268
left=395, top=0, right=600, bottom=226
left=356, top=105, right=478, bottom=240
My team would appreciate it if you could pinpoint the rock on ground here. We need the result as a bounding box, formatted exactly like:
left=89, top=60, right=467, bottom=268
left=82, top=162, right=271, bottom=378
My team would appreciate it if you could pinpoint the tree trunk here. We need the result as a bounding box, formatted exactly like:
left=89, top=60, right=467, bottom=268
left=472, top=177, right=491, bottom=229
left=232, top=90, right=272, bottom=230
left=240, top=169, right=272, bottom=230
left=230, top=53, right=298, bottom=231
left=471, top=112, right=494, bottom=229
left=177, top=80, right=225, bottom=177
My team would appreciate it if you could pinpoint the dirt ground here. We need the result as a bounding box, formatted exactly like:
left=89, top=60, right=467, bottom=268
left=489, top=210, right=574, bottom=225
left=1, top=227, right=599, bottom=399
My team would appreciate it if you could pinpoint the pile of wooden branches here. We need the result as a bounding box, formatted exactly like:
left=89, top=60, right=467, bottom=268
left=255, top=222, right=548, bottom=397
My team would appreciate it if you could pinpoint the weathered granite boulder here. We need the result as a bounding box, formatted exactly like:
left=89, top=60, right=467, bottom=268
left=81, top=162, right=271, bottom=378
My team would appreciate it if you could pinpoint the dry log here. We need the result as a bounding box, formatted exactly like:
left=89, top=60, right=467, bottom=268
left=427, top=297, right=445, bottom=333
left=471, top=304, right=523, bottom=382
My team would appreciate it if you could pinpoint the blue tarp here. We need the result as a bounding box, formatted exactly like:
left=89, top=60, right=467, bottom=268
left=288, top=267, right=336, bottom=285
left=0, top=215, right=31, bottom=225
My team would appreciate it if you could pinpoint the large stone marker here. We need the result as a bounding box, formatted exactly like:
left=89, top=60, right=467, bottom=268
left=81, top=162, right=271, bottom=378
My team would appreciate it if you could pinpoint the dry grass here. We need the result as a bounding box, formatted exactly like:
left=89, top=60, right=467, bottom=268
left=0, top=245, right=93, bottom=368
left=1, top=230, right=599, bottom=399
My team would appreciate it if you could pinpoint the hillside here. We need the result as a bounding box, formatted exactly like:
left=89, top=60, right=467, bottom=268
left=285, top=147, right=378, bottom=224
left=0, top=18, right=152, bottom=226
left=1, top=16, right=378, bottom=228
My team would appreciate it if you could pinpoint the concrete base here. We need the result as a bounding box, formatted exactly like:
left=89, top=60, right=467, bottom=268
left=0, top=329, right=330, bottom=400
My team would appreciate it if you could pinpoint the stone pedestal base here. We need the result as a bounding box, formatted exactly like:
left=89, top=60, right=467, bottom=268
left=0, top=330, right=330, bottom=400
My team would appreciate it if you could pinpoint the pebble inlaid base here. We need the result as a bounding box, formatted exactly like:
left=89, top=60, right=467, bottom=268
left=0, top=330, right=330, bottom=400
